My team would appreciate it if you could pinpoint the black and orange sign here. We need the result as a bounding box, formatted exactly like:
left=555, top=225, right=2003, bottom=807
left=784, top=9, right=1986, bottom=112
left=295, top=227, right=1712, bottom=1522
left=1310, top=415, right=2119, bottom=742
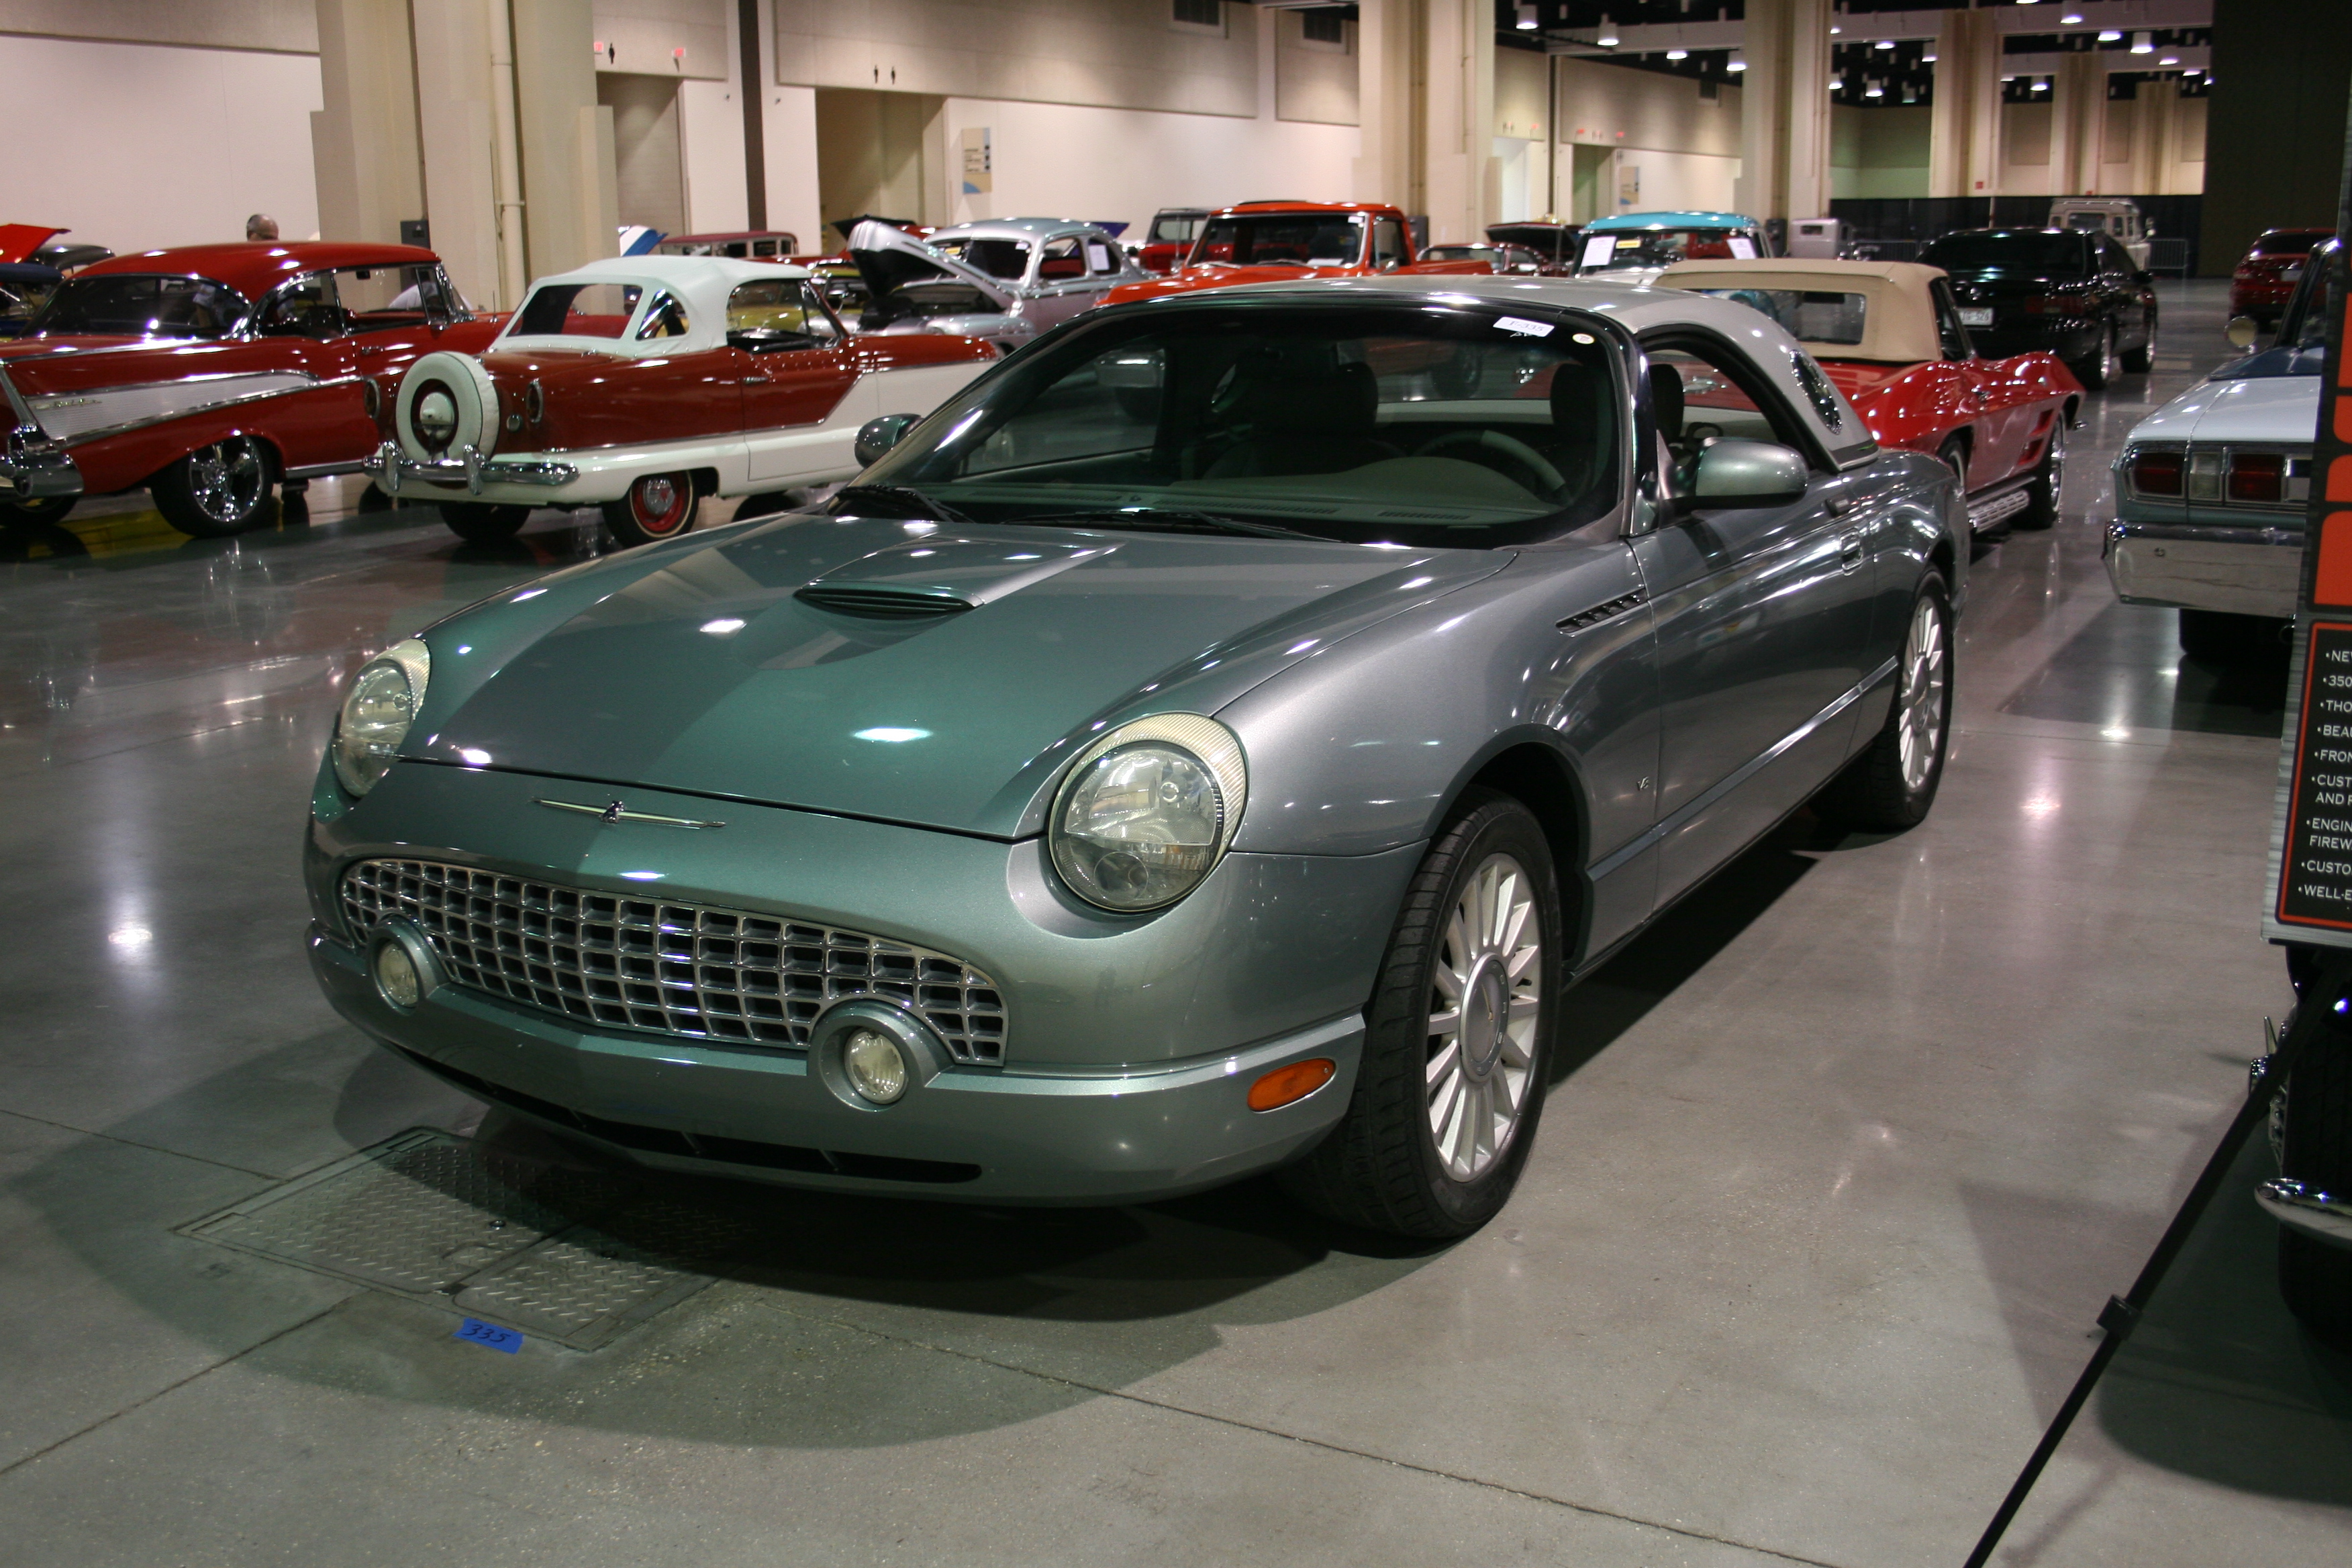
left=2271, top=239, right=2352, bottom=941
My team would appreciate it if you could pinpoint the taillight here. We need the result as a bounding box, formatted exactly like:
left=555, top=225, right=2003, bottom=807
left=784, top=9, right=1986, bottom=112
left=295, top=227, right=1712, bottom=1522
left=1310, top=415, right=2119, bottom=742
left=2228, top=452, right=2286, bottom=503
left=2132, top=450, right=2184, bottom=496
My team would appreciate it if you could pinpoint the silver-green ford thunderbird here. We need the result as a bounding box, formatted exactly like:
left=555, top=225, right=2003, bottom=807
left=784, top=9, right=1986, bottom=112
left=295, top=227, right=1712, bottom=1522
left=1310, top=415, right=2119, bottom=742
left=305, top=275, right=1967, bottom=1236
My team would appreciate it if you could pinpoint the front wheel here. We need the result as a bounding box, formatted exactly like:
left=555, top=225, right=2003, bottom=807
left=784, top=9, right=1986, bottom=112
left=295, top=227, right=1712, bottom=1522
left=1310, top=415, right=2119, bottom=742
left=151, top=436, right=276, bottom=538
left=2015, top=415, right=2065, bottom=531
left=1820, top=572, right=1952, bottom=832
left=2122, top=311, right=2156, bottom=374
left=601, top=471, right=699, bottom=548
left=1281, top=789, right=1561, bottom=1238
left=1, top=494, right=76, bottom=529
left=438, top=501, right=532, bottom=544
left=2278, top=1006, right=2352, bottom=1348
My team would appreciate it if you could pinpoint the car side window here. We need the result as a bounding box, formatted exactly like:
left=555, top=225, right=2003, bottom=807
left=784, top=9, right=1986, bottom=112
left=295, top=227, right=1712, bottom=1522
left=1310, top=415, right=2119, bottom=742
left=1372, top=218, right=1407, bottom=270
left=1645, top=338, right=1816, bottom=499
left=636, top=291, right=690, bottom=340
left=255, top=272, right=348, bottom=338
left=1928, top=278, right=1974, bottom=360
left=1085, top=238, right=1119, bottom=276
left=725, top=280, right=840, bottom=350
left=2102, top=236, right=2137, bottom=277
left=1038, top=236, right=1086, bottom=281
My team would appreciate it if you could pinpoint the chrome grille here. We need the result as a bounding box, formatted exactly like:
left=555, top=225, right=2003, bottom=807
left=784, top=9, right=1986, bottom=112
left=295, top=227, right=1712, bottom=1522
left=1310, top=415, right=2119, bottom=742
left=338, top=859, right=1006, bottom=1065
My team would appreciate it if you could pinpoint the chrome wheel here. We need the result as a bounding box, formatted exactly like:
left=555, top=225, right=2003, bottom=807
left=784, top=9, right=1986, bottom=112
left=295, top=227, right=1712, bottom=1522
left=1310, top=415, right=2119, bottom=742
left=1425, top=851, right=1542, bottom=1182
left=2096, top=326, right=2117, bottom=386
left=184, top=438, right=268, bottom=528
left=1897, top=593, right=1949, bottom=793
left=2043, top=418, right=2066, bottom=499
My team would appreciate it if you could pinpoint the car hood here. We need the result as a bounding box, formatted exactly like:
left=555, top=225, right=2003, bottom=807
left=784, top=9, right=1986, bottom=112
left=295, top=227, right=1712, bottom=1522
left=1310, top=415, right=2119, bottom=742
left=2128, top=373, right=2321, bottom=448
left=847, top=221, right=1020, bottom=312
left=414, top=513, right=1510, bottom=838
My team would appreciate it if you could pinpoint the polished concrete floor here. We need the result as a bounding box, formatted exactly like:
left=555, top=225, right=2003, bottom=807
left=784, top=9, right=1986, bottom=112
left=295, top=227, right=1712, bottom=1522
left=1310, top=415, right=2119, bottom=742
left=3, top=281, right=2346, bottom=1566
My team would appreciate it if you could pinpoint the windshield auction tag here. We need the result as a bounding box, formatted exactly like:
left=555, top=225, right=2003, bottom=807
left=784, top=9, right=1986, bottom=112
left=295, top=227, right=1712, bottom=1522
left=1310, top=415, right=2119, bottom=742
left=2267, top=232, right=2352, bottom=945
left=1492, top=316, right=1555, bottom=338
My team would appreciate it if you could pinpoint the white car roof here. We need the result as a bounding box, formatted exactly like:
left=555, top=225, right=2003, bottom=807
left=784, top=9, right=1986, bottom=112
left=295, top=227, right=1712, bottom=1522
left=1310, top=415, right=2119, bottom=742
left=495, top=254, right=813, bottom=356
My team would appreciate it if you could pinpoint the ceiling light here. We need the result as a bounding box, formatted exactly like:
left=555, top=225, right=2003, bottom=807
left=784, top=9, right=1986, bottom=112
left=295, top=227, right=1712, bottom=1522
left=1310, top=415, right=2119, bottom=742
left=2030, top=77, right=2049, bottom=90
left=2130, top=31, right=2152, bottom=53
left=2061, top=11, right=2084, bottom=21
left=1666, top=47, right=1688, bottom=60
left=2158, top=54, right=2177, bottom=65
left=2098, top=29, right=2121, bottom=42
left=1727, top=56, right=1747, bottom=71
left=1596, top=15, right=1618, bottom=47
left=1874, top=38, right=1894, bottom=50
left=1516, top=3, right=1538, bottom=30
left=1865, top=82, right=1884, bottom=98
left=1923, top=50, right=1937, bottom=62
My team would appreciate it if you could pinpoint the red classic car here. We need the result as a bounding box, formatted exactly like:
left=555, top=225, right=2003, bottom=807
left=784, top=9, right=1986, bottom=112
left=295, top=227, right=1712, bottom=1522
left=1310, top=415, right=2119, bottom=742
left=1137, top=207, right=1211, bottom=274
left=367, top=255, right=995, bottom=546
left=1663, top=258, right=2082, bottom=534
left=1099, top=202, right=1491, bottom=307
left=2231, top=228, right=2332, bottom=330
left=0, top=242, right=498, bottom=534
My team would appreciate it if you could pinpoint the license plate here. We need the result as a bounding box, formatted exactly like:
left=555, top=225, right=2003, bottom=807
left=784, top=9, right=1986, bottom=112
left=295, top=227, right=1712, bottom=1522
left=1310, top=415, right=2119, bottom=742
left=2284, top=266, right=2304, bottom=282
left=1959, top=307, right=1994, bottom=326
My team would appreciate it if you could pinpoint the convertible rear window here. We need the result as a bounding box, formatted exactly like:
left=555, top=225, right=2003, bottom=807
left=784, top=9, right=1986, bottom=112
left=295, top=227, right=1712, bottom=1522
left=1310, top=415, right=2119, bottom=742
left=1691, top=288, right=1868, bottom=346
left=29, top=274, right=250, bottom=339
left=1193, top=214, right=1366, bottom=267
left=510, top=282, right=642, bottom=338
left=2252, top=232, right=2324, bottom=257
left=858, top=302, right=1625, bottom=547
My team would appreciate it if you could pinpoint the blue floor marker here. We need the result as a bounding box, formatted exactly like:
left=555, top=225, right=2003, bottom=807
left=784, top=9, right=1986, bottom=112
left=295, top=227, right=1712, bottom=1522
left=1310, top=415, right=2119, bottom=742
left=455, top=1317, right=524, bottom=1354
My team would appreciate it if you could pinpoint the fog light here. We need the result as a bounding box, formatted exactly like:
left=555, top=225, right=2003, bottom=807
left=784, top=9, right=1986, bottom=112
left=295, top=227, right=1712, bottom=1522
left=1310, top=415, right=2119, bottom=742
left=1248, top=1057, right=1336, bottom=1112
left=373, top=940, right=422, bottom=1010
left=843, top=1028, right=909, bottom=1104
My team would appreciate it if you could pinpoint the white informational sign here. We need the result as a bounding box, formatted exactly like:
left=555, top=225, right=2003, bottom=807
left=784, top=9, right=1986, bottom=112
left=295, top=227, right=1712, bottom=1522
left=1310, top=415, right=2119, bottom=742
left=1581, top=234, right=1618, bottom=269
left=1727, top=236, right=1757, bottom=259
left=1085, top=242, right=1112, bottom=273
left=961, top=127, right=992, bottom=195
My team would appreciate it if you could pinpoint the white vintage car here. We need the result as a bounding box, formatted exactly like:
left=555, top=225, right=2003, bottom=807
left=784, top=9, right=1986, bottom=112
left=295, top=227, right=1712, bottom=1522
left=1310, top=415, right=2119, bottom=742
left=365, top=255, right=997, bottom=544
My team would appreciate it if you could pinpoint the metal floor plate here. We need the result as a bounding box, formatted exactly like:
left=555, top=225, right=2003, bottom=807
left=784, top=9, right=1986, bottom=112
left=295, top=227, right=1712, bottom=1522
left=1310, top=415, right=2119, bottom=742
left=180, top=1129, right=754, bottom=1349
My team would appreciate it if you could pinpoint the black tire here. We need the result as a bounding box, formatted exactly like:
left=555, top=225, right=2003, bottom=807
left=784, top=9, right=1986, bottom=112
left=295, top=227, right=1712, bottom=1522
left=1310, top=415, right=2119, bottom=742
left=0, top=494, right=75, bottom=529
left=601, top=471, right=700, bottom=548
left=2122, top=311, right=2155, bottom=374
left=1821, top=571, right=1952, bottom=832
left=150, top=435, right=277, bottom=538
left=1935, top=438, right=1985, bottom=536
left=2278, top=1006, right=2352, bottom=1348
left=438, top=501, right=532, bottom=544
left=2070, top=324, right=2116, bottom=392
left=1281, top=789, right=1562, bottom=1238
left=2178, top=607, right=2288, bottom=667
left=2014, top=412, right=2066, bottom=530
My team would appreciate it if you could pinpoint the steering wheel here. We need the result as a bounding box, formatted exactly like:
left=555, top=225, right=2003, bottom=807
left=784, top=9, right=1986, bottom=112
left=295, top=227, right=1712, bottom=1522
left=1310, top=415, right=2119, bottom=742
left=1414, top=430, right=1568, bottom=497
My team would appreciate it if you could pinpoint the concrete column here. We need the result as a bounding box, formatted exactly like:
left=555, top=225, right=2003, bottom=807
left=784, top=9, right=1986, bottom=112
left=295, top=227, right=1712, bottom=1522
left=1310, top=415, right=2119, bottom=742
left=407, top=0, right=505, bottom=309
left=1353, top=0, right=1422, bottom=215
left=1926, top=7, right=1999, bottom=199
left=310, top=0, right=426, bottom=245
left=509, top=0, right=618, bottom=279
left=2047, top=49, right=2103, bottom=197
left=1419, top=0, right=1495, bottom=246
left=1734, top=0, right=1832, bottom=223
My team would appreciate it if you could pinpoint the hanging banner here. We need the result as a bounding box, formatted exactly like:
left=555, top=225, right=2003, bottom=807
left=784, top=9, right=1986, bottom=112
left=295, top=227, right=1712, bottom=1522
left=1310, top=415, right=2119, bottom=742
left=2267, top=230, right=2352, bottom=944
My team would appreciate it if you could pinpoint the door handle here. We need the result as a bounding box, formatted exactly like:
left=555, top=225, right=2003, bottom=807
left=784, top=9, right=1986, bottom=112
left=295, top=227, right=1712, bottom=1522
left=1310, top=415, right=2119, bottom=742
left=1826, top=490, right=1855, bottom=516
left=1839, top=533, right=1865, bottom=573
left=743, top=375, right=771, bottom=385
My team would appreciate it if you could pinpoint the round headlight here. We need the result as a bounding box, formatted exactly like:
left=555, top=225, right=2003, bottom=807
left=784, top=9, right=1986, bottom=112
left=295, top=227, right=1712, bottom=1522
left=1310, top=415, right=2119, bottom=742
left=373, top=940, right=421, bottom=1009
left=842, top=1028, right=909, bottom=1104
left=332, top=637, right=430, bottom=797
left=1049, top=714, right=1246, bottom=912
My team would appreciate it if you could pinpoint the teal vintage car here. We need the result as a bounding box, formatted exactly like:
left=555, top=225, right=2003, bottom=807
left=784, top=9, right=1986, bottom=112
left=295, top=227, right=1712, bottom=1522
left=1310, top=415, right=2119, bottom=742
left=306, top=275, right=1966, bottom=1236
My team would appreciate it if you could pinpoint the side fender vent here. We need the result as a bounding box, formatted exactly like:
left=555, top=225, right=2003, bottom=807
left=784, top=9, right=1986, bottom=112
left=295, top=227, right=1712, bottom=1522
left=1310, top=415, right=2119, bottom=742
left=794, top=584, right=973, bottom=619
left=1557, top=588, right=1648, bottom=632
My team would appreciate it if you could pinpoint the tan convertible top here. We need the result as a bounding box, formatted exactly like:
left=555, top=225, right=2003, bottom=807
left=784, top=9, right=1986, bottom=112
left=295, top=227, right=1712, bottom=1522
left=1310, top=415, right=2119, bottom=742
left=1659, top=258, right=1951, bottom=364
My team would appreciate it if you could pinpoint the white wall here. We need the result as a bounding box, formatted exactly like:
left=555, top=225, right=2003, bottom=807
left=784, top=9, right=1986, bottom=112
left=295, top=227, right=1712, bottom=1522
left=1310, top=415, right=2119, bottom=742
left=1553, top=57, right=1742, bottom=217
left=0, top=34, right=322, bottom=252
left=1606, top=150, right=1741, bottom=215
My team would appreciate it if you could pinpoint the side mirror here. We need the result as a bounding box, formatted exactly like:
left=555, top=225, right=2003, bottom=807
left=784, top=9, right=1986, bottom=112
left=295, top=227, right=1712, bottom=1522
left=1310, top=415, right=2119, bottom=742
left=1685, top=439, right=1810, bottom=506
left=855, top=413, right=922, bottom=467
left=2226, top=315, right=2261, bottom=350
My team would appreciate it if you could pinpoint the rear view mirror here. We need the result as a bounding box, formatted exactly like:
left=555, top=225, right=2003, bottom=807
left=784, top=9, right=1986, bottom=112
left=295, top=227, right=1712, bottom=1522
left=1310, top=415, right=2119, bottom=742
left=2226, top=315, right=2261, bottom=350
left=1686, top=439, right=1810, bottom=506
left=855, top=413, right=922, bottom=467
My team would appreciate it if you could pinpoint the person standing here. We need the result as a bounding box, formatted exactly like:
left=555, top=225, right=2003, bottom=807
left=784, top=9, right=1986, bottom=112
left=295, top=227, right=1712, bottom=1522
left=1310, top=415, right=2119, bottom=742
left=246, top=213, right=279, bottom=242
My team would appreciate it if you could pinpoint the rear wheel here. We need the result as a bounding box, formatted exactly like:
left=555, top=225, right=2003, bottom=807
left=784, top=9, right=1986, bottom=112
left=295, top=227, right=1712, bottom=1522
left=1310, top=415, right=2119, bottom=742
left=2015, top=415, right=2066, bottom=531
left=0, top=494, right=75, bottom=529
left=1281, top=789, right=1561, bottom=1238
left=601, top=471, right=699, bottom=548
left=2179, top=607, right=2290, bottom=668
left=1821, top=573, right=1951, bottom=832
left=151, top=436, right=276, bottom=538
left=2122, top=310, right=2156, bottom=374
left=2278, top=1006, right=2352, bottom=1349
left=438, top=501, right=532, bottom=544
left=2071, top=324, right=2116, bottom=391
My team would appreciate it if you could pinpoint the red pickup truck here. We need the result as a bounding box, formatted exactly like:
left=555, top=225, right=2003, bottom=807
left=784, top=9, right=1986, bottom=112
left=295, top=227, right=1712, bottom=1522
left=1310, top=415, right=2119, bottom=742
left=1101, top=201, right=1491, bottom=306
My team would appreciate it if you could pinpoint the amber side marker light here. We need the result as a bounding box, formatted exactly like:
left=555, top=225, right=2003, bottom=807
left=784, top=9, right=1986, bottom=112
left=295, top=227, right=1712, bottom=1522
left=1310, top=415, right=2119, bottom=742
left=1248, top=1058, right=1336, bottom=1112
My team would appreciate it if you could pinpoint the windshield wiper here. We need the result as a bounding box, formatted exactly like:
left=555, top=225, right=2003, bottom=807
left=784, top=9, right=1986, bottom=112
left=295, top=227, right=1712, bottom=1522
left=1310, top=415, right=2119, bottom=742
left=1004, top=509, right=1326, bottom=542
left=831, top=485, right=983, bottom=528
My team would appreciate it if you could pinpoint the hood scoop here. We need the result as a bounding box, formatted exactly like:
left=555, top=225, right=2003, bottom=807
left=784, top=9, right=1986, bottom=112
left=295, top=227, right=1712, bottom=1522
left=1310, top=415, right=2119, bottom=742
left=794, top=583, right=972, bottom=619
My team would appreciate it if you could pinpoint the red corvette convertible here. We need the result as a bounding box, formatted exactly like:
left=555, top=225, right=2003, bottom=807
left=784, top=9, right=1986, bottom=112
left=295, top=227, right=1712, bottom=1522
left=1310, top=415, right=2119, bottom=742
left=1664, top=258, right=2081, bottom=534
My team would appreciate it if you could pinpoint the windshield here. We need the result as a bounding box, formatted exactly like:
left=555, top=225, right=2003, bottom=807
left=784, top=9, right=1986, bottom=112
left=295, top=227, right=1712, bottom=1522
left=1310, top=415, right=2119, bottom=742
left=1150, top=214, right=1204, bottom=245
left=1692, top=287, right=1868, bottom=346
left=932, top=236, right=1030, bottom=279
left=1918, top=231, right=2090, bottom=277
left=854, top=303, right=1623, bottom=548
left=1192, top=214, right=1366, bottom=267
left=29, top=273, right=250, bottom=338
left=2059, top=211, right=2110, bottom=232
left=2252, top=232, right=2325, bottom=258
left=1579, top=229, right=1754, bottom=273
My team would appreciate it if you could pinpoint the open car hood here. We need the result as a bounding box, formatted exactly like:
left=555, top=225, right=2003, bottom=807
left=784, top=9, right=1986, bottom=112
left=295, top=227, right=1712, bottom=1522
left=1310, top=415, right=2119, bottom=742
left=0, top=225, right=65, bottom=266
left=846, top=221, right=1019, bottom=313
left=413, top=513, right=1508, bottom=839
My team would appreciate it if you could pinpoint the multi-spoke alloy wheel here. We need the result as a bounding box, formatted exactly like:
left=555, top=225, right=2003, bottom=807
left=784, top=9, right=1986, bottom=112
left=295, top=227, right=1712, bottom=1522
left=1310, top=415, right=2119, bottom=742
left=1822, top=571, right=1952, bottom=832
left=152, top=435, right=275, bottom=538
left=1425, top=852, right=1542, bottom=1182
left=1896, top=593, right=1948, bottom=795
left=1281, top=789, right=1561, bottom=1238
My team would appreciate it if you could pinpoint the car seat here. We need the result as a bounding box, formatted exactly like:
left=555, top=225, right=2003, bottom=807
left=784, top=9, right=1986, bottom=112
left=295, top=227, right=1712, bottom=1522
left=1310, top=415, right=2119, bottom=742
left=1544, top=356, right=1618, bottom=497
left=1202, top=356, right=1397, bottom=479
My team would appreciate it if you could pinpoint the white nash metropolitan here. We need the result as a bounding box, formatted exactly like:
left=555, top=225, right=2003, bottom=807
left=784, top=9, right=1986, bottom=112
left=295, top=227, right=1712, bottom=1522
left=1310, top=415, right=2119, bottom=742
left=365, top=255, right=997, bottom=545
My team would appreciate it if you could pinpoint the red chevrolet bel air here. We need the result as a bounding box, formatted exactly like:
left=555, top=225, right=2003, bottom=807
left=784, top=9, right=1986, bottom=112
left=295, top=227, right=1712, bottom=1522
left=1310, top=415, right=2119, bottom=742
left=1099, top=202, right=1491, bottom=308
left=0, top=242, right=499, bottom=535
left=1663, top=258, right=2081, bottom=534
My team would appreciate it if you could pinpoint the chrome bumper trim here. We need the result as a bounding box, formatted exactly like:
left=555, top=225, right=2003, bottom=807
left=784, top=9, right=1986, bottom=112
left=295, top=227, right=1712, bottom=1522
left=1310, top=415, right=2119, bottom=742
left=363, top=439, right=577, bottom=495
left=2103, top=518, right=2304, bottom=619
left=1, top=424, right=82, bottom=499
left=2255, top=1178, right=2352, bottom=1252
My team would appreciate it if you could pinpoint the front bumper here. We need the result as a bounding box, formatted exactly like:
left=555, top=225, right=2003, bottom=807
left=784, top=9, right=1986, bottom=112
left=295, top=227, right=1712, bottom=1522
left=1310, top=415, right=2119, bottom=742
left=2104, top=518, right=2304, bottom=620
left=364, top=440, right=577, bottom=498
left=2257, top=1179, right=2352, bottom=1252
left=305, top=762, right=1416, bottom=1203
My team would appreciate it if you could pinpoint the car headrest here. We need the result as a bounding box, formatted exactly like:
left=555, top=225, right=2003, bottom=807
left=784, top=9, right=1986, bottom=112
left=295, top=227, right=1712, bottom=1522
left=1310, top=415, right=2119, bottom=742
left=1651, top=362, right=1685, bottom=441
left=1549, top=359, right=1609, bottom=437
left=1230, top=357, right=1378, bottom=439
